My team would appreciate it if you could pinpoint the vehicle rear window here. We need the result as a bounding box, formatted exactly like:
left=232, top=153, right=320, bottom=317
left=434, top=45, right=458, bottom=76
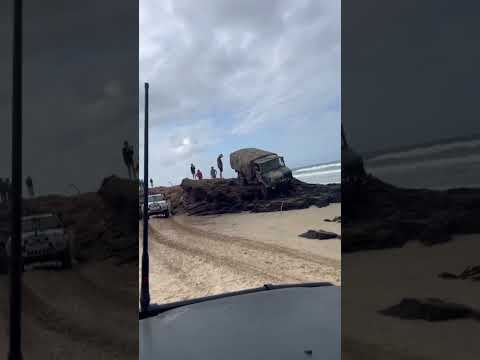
left=22, top=216, right=61, bottom=232
left=148, top=194, right=165, bottom=202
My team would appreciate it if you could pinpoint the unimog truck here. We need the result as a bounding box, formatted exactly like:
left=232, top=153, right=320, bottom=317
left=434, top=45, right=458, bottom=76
left=230, top=148, right=293, bottom=196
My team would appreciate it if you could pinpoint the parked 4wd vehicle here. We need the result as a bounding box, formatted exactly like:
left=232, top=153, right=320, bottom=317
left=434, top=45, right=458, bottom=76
left=230, top=148, right=293, bottom=196
left=5, top=213, right=73, bottom=270
left=147, top=194, right=171, bottom=218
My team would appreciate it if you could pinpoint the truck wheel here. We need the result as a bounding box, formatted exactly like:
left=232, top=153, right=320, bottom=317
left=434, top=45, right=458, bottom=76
left=277, top=184, right=290, bottom=197
left=237, top=173, right=247, bottom=185
left=261, top=187, right=270, bottom=199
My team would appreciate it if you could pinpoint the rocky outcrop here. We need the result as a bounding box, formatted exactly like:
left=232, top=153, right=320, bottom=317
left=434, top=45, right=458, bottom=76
left=439, top=265, right=480, bottom=281
left=380, top=298, right=479, bottom=322
left=299, top=229, right=340, bottom=240
left=175, top=178, right=340, bottom=216
left=342, top=174, right=480, bottom=252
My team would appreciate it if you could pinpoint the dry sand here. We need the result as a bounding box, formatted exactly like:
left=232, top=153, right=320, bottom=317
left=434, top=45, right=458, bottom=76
left=343, top=234, right=480, bottom=360
left=141, top=204, right=341, bottom=305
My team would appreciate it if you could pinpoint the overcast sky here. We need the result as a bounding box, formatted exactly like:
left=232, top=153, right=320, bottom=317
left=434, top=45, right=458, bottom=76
left=343, top=0, right=480, bottom=156
left=0, top=1, right=137, bottom=196
left=139, top=0, right=340, bottom=186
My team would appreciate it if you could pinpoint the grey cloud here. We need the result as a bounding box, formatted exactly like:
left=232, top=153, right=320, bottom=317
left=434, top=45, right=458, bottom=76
left=343, top=0, right=480, bottom=155
left=1, top=0, right=138, bottom=195
left=141, top=0, right=339, bottom=124
left=140, top=0, right=340, bottom=185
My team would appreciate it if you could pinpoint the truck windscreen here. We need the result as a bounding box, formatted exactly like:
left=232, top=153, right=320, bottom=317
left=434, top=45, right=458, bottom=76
left=261, top=158, right=281, bottom=172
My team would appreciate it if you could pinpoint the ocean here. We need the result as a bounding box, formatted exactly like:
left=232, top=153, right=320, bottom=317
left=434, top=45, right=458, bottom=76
left=365, top=136, right=480, bottom=190
left=292, top=161, right=341, bottom=185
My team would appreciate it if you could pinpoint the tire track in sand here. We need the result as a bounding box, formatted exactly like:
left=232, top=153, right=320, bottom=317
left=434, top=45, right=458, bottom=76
left=146, top=217, right=339, bottom=303
left=0, top=270, right=137, bottom=358
left=161, top=218, right=339, bottom=282
left=140, top=225, right=213, bottom=302
left=148, top=224, right=293, bottom=293
left=172, top=216, right=340, bottom=271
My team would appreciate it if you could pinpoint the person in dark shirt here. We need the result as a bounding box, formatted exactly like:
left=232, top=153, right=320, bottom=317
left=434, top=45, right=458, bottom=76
left=190, top=163, right=196, bottom=179
left=5, top=178, right=10, bottom=202
left=122, top=141, right=135, bottom=179
left=217, top=154, right=224, bottom=179
left=25, top=176, right=34, bottom=198
left=210, top=166, right=217, bottom=179
left=0, top=178, right=5, bottom=203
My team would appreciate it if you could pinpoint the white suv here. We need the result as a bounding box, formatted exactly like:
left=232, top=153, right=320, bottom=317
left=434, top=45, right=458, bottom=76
left=147, top=194, right=171, bottom=218
left=5, top=213, right=73, bottom=270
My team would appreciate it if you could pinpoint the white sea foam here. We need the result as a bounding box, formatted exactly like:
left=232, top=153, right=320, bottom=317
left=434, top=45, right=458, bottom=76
left=293, top=162, right=341, bottom=184
left=293, top=162, right=341, bottom=174
left=366, top=138, right=480, bottom=189
left=369, top=139, right=480, bottom=163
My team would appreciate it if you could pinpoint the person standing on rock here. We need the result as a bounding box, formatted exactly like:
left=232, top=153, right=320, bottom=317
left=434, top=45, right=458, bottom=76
left=190, top=163, right=196, bottom=179
left=196, top=169, right=203, bottom=180
left=5, top=178, right=10, bottom=202
left=122, top=141, right=134, bottom=179
left=217, top=154, right=224, bottom=179
left=210, top=166, right=217, bottom=179
left=134, top=162, right=139, bottom=179
left=128, top=144, right=135, bottom=176
left=150, top=178, right=154, bottom=188
left=26, top=176, right=34, bottom=198
left=0, top=178, right=5, bottom=203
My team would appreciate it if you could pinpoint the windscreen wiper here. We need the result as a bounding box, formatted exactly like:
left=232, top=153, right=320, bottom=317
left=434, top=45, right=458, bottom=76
left=139, top=282, right=334, bottom=320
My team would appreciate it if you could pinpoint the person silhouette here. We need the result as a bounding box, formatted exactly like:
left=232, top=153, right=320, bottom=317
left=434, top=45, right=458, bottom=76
left=217, top=154, right=224, bottom=179
left=210, top=166, right=217, bottom=179
left=25, top=176, right=34, bottom=197
left=190, top=163, right=196, bottom=179
left=122, top=141, right=134, bottom=179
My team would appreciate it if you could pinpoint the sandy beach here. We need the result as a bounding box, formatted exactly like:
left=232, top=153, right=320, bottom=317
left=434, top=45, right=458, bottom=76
left=0, top=260, right=138, bottom=359
left=141, top=203, right=341, bottom=304
left=342, top=234, right=480, bottom=360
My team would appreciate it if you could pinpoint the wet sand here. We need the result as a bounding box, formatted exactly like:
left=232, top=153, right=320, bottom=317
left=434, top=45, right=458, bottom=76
left=343, top=234, right=480, bottom=360
left=141, top=204, right=341, bottom=305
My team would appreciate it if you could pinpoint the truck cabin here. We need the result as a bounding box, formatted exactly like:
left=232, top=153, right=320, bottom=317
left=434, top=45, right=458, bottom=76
left=255, top=155, right=285, bottom=174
